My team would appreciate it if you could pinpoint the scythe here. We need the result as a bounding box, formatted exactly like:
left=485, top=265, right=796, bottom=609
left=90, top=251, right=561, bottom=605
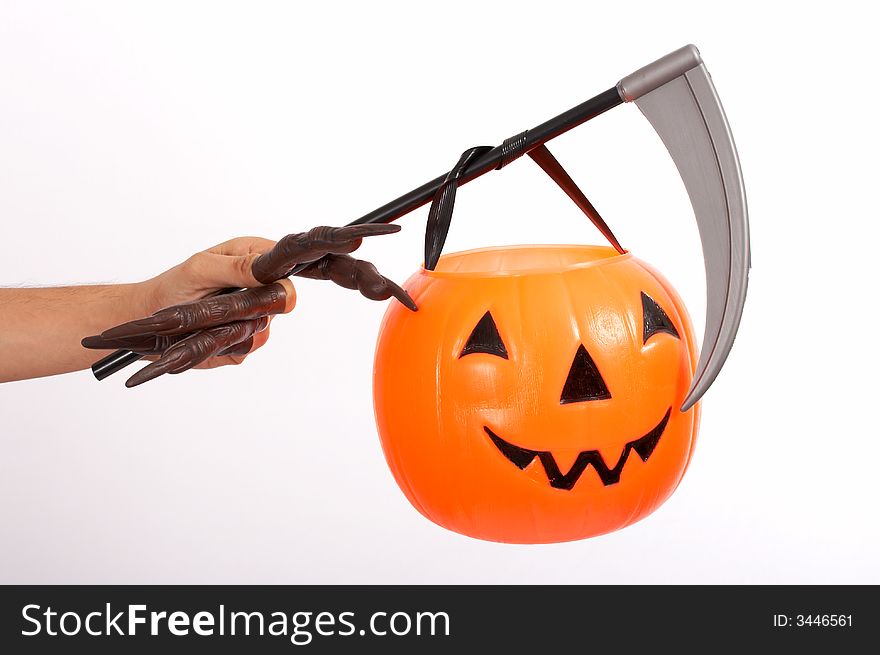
left=92, top=44, right=749, bottom=409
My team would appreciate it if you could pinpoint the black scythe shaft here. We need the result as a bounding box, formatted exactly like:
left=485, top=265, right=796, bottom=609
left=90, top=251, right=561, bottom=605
left=338, top=88, right=622, bottom=236
left=91, top=86, right=624, bottom=380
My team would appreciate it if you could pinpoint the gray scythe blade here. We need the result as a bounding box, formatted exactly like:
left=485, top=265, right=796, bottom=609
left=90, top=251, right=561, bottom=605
left=617, top=45, right=751, bottom=411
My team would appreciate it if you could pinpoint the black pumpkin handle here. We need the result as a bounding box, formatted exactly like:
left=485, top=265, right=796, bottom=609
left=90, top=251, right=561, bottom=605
left=423, top=139, right=625, bottom=271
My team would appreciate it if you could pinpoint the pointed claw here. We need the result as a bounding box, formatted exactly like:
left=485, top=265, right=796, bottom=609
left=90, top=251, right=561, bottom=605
left=386, top=281, right=418, bottom=312
left=125, top=349, right=189, bottom=387
left=253, top=224, right=403, bottom=283
left=123, top=318, right=268, bottom=387
left=83, top=333, right=185, bottom=354
left=219, top=336, right=254, bottom=356
left=101, top=315, right=171, bottom=340
left=295, top=254, right=417, bottom=312
left=338, top=223, right=401, bottom=239
left=82, top=335, right=110, bottom=349
left=166, top=354, right=202, bottom=375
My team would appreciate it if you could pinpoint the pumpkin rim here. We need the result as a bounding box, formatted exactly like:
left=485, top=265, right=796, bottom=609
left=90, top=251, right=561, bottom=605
left=422, top=244, right=632, bottom=279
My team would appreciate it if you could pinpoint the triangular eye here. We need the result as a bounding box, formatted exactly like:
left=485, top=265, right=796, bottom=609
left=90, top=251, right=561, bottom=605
left=641, top=291, right=680, bottom=343
left=460, top=311, right=508, bottom=359
left=560, top=345, right=611, bottom=404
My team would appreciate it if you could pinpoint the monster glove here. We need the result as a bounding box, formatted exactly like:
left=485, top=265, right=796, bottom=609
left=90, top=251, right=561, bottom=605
left=84, top=224, right=416, bottom=387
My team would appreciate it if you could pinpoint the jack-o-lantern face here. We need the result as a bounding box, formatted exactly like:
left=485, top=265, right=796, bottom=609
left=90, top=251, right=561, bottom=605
left=374, top=245, right=699, bottom=543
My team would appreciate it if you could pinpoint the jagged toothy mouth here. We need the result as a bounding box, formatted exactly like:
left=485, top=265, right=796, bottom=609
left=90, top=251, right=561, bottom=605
left=483, top=408, right=672, bottom=490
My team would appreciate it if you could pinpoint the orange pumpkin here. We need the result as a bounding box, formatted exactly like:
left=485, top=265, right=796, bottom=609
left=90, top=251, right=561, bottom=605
left=373, top=244, right=700, bottom=543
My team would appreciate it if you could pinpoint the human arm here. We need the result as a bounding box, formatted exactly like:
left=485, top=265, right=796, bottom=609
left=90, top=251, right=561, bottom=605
left=0, top=236, right=293, bottom=383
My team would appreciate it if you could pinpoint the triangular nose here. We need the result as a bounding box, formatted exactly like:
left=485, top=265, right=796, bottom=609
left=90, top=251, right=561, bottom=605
left=560, top=345, right=611, bottom=404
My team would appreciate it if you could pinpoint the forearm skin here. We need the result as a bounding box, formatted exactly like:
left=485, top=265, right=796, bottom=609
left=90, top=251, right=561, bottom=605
left=0, top=284, right=153, bottom=382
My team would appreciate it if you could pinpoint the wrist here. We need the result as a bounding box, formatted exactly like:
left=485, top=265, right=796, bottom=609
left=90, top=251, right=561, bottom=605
left=130, top=278, right=163, bottom=317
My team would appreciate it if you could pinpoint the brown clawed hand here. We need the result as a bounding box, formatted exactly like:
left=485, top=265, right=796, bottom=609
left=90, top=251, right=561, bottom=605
left=82, top=281, right=290, bottom=388
left=123, top=317, right=269, bottom=388
left=80, top=332, right=253, bottom=356
left=252, top=224, right=401, bottom=283
left=90, top=283, right=289, bottom=341
left=83, top=225, right=413, bottom=387
left=81, top=333, right=187, bottom=355
left=251, top=223, right=416, bottom=311
left=297, top=254, right=418, bottom=312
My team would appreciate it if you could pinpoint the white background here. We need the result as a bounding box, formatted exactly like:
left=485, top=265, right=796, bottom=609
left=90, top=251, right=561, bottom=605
left=1, top=0, right=878, bottom=584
